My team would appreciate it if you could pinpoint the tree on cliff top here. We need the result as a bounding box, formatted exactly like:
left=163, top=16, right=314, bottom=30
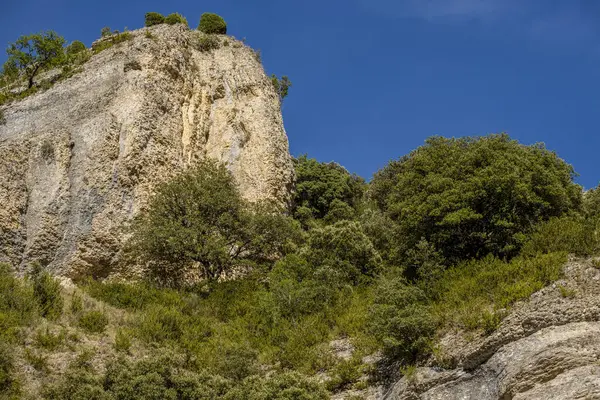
left=4, top=31, right=65, bottom=89
left=198, top=13, right=227, bottom=34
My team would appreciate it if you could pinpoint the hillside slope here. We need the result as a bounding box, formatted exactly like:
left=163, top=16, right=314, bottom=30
left=0, top=24, right=293, bottom=278
left=386, top=257, right=600, bottom=399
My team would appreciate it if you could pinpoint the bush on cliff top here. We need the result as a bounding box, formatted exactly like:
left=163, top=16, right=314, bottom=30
left=198, top=13, right=227, bottom=34
left=145, top=12, right=165, bottom=27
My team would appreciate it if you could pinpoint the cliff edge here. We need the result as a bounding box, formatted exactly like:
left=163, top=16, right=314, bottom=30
left=0, top=24, right=294, bottom=278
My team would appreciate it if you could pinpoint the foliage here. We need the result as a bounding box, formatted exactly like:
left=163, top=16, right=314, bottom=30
left=128, top=159, right=300, bottom=286
left=225, top=372, right=328, bottom=399
left=368, top=270, right=436, bottom=368
left=65, top=40, right=86, bottom=55
left=304, top=220, right=381, bottom=285
left=198, top=13, right=227, bottom=34
left=4, top=31, right=66, bottom=89
left=521, top=216, right=600, bottom=257
left=0, top=109, right=5, bottom=125
left=371, top=134, right=583, bottom=266
left=195, top=34, right=221, bottom=52
left=93, top=32, right=132, bottom=54
left=271, top=75, right=291, bottom=103
left=584, top=185, right=600, bottom=218
left=0, top=340, right=20, bottom=396
left=292, top=155, right=366, bottom=222
left=30, top=263, right=63, bottom=320
left=78, top=310, right=109, bottom=333
left=432, top=252, right=566, bottom=331
left=100, top=27, right=112, bottom=37
left=165, top=13, right=188, bottom=26
left=145, top=12, right=165, bottom=27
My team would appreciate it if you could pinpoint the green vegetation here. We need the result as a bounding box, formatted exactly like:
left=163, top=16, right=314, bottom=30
left=165, top=13, right=188, bottom=26
left=65, top=40, right=86, bottom=55
left=127, top=159, right=301, bottom=286
left=101, top=26, right=111, bottom=37
left=195, top=33, right=221, bottom=52
left=198, top=13, right=227, bottom=34
left=271, top=74, right=292, bottom=103
left=371, top=134, right=582, bottom=269
left=144, top=12, right=165, bottom=27
left=92, top=31, right=133, bottom=54
left=4, top=31, right=65, bottom=88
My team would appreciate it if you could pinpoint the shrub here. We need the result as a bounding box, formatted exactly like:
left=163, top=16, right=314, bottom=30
left=78, top=310, right=109, bottom=333
left=66, top=40, right=86, bottom=55
left=137, top=305, right=187, bottom=343
left=0, top=109, right=5, bottom=125
left=44, top=368, right=109, bottom=400
left=305, top=220, right=382, bottom=285
left=198, top=13, right=227, bottom=34
left=0, top=340, right=19, bottom=396
left=271, top=75, right=291, bottom=103
left=114, top=329, right=132, bottom=353
left=292, top=155, right=366, bottom=221
left=30, top=263, right=63, bottom=320
left=368, top=271, right=436, bottom=369
left=34, top=326, right=65, bottom=350
left=145, top=12, right=165, bottom=27
left=101, top=27, right=112, bottom=37
left=93, top=32, right=133, bottom=54
left=371, top=134, right=583, bottom=267
left=432, top=252, right=566, bottom=331
left=521, top=216, right=600, bottom=257
left=196, top=34, right=221, bottom=52
left=165, top=13, right=188, bottom=26
left=225, top=372, right=328, bottom=400
left=0, top=264, right=37, bottom=340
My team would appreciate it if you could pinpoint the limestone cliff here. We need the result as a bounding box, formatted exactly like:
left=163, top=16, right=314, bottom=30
left=0, top=24, right=294, bottom=278
left=385, top=257, right=600, bottom=400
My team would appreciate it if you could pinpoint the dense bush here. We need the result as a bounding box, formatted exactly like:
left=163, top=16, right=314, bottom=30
left=66, top=40, right=86, bottom=55
left=78, top=310, right=109, bottom=333
left=521, top=216, right=600, bottom=257
left=198, top=13, right=227, bottom=34
left=371, top=134, right=582, bottom=266
left=30, top=263, right=63, bottom=320
left=128, top=159, right=300, bottom=286
left=165, top=13, right=188, bottom=26
left=195, top=34, right=221, bottom=52
left=145, top=12, right=165, bottom=27
left=292, top=155, right=366, bottom=222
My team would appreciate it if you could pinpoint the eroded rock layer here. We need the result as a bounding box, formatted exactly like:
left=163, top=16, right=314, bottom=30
left=0, top=24, right=293, bottom=278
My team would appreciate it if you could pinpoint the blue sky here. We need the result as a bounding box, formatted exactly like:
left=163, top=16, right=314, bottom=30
left=2, top=0, right=600, bottom=187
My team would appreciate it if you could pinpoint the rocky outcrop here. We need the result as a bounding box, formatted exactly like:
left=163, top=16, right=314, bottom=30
left=0, top=24, right=294, bottom=278
left=385, top=258, right=600, bottom=400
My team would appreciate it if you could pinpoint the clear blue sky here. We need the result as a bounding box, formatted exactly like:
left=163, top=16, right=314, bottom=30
left=2, top=0, right=600, bottom=187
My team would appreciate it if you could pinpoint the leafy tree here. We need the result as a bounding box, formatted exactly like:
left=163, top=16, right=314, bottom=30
left=292, top=155, right=366, bottom=222
left=583, top=185, right=600, bottom=218
left=4, top=31, right=65, bottom=89
left=271, top=75, right=291, bottom=103
left=165, top=13, right=188, bottom=26
left=66, top=40, right=86, bottom=55
left=371, top=134, right=582, bottom=264
left=145, top=12, right=165, bottom=27
left=304, top=220, right=381, bottom=285
left=368, top=270, right=436, bottom=369
left=198, top=13, right=227, bottom=34
left=128, top=159, right=300, bottom=286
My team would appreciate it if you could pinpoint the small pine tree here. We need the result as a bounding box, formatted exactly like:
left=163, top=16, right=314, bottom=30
left=198, top=13, right=227, bottom=34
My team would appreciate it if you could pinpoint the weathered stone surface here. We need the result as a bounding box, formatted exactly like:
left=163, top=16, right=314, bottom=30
left=385, top=258, right=600, bottom=400
left=0, top=24, right=293, bottom=278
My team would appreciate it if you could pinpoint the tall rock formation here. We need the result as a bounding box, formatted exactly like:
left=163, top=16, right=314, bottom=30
left=0, top=24, right=294, bottom=278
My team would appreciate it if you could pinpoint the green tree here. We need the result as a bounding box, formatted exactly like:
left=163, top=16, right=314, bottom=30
left=145, top=12, right=165, bottom=27
left=198, top=13, right=227, bottom=34
left=4, top=31, right=65, bottom=89
left=165, top=13, right=188, bottom=26
left=371, top=134, right=582, bottom=265
left=65, top=40, right=86, bottom=55
left=128, top=160, right=300, bottom=286
left=271, top=75, right=291, bottom=103
left=292, top=155, right=366, bottom=222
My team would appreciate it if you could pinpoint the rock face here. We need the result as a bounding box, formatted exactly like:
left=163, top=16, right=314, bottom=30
left=385, top=258, right=600, bottom=400
left=0, top=24, right=294, bottom=278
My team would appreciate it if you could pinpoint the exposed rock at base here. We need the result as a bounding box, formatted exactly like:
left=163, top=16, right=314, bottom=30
left=384, top=258, right=600, bottom=400
left=0, top=24, right=294, bottom=278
